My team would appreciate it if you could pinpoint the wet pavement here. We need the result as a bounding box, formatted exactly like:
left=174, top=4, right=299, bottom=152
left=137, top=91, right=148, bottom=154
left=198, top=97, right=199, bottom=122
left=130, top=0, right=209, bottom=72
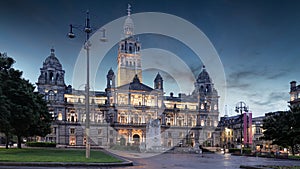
left=0, top=152, right=299, bottom=169
left=114, top=152, right=300, bottom=169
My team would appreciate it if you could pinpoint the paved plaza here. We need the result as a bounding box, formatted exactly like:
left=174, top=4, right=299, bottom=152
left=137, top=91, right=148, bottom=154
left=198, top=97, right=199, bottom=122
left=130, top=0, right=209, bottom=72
left=0, top=152, right=299, bottom=169
left=115, top=152, right=300, bottom=169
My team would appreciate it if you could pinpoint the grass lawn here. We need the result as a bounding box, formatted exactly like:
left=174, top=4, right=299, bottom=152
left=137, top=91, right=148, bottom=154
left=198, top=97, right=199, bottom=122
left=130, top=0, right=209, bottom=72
left=0, top=148, right=122, bottom=163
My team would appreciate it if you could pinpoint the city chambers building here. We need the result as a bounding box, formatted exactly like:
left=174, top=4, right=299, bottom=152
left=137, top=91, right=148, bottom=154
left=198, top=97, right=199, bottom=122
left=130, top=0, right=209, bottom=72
left=36, top=9, right=220, bottom=150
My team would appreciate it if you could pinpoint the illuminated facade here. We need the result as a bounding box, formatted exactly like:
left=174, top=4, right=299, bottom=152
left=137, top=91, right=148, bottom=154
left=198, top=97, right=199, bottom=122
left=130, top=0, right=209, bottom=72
left=218, top=113, right=252, bottom=149
left=37, top=7, right=220, bottom=149
left=289, top=81, right=300, bottom=107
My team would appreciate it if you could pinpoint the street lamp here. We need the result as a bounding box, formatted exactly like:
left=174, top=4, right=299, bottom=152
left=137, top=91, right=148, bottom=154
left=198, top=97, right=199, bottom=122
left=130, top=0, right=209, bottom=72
left=68, top=10, right=107, bottom=158
left=235, top=101, right=248, bottom=155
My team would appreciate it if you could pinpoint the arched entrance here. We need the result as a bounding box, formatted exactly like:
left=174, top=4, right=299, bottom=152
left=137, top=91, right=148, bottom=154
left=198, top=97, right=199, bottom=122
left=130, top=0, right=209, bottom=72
left=120, top=137, right=126, bottom=146
left=132, top=134, right=140, bottom=145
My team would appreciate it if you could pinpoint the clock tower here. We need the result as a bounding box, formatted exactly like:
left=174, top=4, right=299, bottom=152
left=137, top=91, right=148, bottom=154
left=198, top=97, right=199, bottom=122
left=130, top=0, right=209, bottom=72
left=117, top=5, right=142, bottom=86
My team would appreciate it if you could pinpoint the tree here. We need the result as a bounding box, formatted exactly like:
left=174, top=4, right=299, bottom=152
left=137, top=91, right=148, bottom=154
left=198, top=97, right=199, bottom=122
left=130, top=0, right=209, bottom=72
left=0, top=53, right=15, bottom=148
left=263, top=107, right=300, bottom=155
left=0, top=53, right=52, bottom=148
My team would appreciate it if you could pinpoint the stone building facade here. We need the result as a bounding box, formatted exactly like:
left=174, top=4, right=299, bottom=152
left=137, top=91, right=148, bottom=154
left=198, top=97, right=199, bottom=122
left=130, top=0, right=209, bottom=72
left=289, top=81, right=300, bottom=107
left=37, top=7, right=220, bottom=149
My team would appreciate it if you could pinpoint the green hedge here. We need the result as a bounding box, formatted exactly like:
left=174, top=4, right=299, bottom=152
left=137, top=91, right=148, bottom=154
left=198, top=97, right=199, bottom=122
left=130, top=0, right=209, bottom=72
left=229, top=148, right=240, bottom=153
left=229, top=148, right=252, bottom=154
left=26, top=142, right=56, bottom=147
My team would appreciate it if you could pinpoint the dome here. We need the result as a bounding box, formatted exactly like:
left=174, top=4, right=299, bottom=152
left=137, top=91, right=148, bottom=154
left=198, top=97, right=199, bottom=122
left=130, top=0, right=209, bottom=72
left=197, top=65, right=211, bottom=83
left=154, top=72, right=163, bottom=82
left=43, top=48, right=62, bottom=70
left=132, top=74, right=140, bottom=83
left=107, top=68, right=114, bottom=76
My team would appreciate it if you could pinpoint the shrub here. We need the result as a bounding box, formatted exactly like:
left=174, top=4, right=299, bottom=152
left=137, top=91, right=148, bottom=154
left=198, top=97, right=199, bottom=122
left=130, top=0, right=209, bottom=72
left=229, top=148, right=240, bottom=153
left=242, top=148, right=252, bottom=155
left=228, top=148, right=252, bottom=154
left=25, top=142, right=56, bottom=147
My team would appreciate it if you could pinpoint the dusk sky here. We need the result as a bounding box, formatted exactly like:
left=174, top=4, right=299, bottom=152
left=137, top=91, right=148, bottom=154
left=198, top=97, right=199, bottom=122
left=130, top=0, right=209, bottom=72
left=1, top=0, right=300, bottom=117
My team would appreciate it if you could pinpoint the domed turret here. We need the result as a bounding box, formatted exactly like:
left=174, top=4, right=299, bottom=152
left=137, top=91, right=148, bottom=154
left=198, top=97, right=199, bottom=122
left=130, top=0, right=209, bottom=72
left=193, top=65, right=215, bottom=95
left=37, top=48, right=65, bottom=86
left=196, top=65, right=211, bottom=83
left=106, top=68, right=115, bottom=88
left=43, top=48, right=63, bottom=70
left=36, top=48, right=66, bottom=109
left=132, top=74, right=140, bottom=83
left=154, top=72, right=163, bottom=90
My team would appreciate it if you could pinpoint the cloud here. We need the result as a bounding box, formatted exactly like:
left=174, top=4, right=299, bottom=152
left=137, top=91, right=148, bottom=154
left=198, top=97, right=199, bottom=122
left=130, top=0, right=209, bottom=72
left=266, top=71, right=287, bottom=80
left=226, top=67, right=288, bottom=90
left=250, top=91, right=289, bottom=110
left=226, top=70, right=256, bottom=89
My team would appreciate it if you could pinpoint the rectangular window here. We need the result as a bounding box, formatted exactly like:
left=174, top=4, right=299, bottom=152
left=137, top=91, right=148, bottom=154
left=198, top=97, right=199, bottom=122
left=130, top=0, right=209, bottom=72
left=98, top=129, right=102, bottom=135
left=168, top=132, right=172, bottom=138
left=70, top=128, right=75, bottom=134
left=98, top=138, right=102, bottom=146
left=179, top=132, right=183, bottom=138
left=52, top=127, right=56, bottom=134
left=110, top=130, right=113, bottom=135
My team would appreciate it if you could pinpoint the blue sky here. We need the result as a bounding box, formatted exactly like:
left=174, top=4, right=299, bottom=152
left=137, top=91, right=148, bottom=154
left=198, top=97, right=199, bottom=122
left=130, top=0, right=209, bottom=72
left=1, top=0, right=300, bottom=117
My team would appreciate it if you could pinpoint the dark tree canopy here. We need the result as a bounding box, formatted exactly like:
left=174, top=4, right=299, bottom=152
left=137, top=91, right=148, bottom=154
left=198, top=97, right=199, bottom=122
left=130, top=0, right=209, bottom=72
left=0, top=53, right=52, bottom=148
left=263, top=107, right=300, bottom=155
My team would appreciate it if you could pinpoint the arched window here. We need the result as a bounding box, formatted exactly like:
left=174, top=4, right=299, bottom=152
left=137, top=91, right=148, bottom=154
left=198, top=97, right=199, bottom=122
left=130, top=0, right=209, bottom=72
left=58, top=112, right=62, bottom=121
left=49, top=72, right=53, bottom=81
left=207, top=117, right=211, bottom=126
left=147, top=114, right=152, bottom=123
left=56, top=73, right=59, bottom=81
left=49, top=90, right=55, bottom=101
left=67, top=111, right=77, bottom=122
left=129, top=46, right=132, bottom=53
left=201, top=120, right=204, bottom=126
left=45, top=72, right=48, bottom=82
left=120, top=113, right=126, bottom=124
left=134, top=113, right=139, bottom=124
left=177, top=116, right=183, bottom=126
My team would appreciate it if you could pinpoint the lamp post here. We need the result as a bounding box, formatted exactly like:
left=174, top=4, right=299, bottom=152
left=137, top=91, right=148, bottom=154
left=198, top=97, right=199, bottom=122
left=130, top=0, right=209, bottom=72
left=68, top=11, right=106, bottom=158
left=235, top=101, right=248, bottom=155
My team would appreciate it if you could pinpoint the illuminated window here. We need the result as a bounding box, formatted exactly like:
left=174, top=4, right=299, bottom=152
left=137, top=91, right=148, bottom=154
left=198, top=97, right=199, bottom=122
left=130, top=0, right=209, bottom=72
left=201, top=104, right=204, bottom=109
left=120, top=113, right=126, bottom=124
left=177, top=116, right=183, bottom=126
left=49, top=110, right=55, bottom=118
left=70, top=136, right=76, bottom=145
left=214, top=121, right=218, bottom=127
left=49, top=90, right=55, bottom=101
left=207, top=132, right=211, bottom=138
left=67, top=111, right=77, bottom=122
left=57, top=112, right=62, bottom=121
left=201, top=120, right=204, bottom=126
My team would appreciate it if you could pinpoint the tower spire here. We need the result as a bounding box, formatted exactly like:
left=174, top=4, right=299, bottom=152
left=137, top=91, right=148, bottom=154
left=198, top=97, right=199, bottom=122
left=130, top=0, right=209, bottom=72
left=50, top=47, right=55, bottom=55
left=127, top=4, right=131, bottom=16
left=123, top=4, right=134, bottom=37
